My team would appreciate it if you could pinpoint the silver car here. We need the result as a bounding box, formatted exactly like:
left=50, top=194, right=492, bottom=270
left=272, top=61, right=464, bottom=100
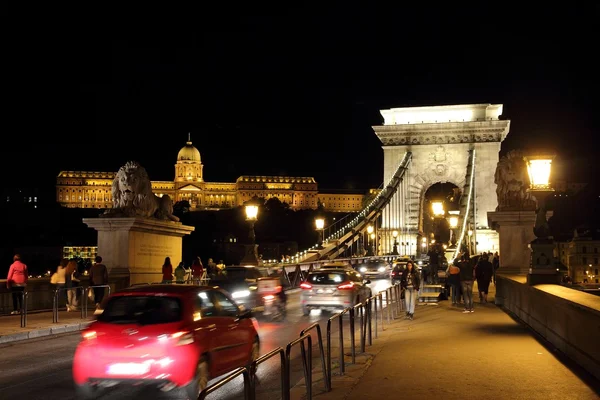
left=300, top=269, right=372, bottom=315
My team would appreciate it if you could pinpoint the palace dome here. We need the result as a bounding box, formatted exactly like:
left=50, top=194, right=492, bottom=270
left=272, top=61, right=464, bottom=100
left=177, top=135, right=201, bottom=162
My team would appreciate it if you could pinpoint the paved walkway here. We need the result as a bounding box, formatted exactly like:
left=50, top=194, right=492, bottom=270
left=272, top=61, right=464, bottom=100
left=0, top=309, right=93, bottom=344
left=291, top=283, right=600, bottom=400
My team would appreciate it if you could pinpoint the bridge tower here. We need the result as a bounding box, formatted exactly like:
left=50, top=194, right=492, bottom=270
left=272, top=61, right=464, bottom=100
left=372, top=104, right=510, bottom=257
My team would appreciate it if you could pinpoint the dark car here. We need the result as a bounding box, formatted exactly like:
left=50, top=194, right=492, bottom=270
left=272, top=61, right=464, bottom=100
left=210, top=266, right=267, bottom=310
left=73, top=284, right=259, bottom=399
left=357, top=258, right=392, bottom=279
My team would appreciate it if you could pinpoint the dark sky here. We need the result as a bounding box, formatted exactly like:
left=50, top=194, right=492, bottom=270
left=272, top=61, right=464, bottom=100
left=4, top=5, right=598, bottom=195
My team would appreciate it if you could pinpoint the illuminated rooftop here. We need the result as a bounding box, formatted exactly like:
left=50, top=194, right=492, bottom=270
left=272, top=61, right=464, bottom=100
left=237, top=176, right=316, bottom=184
left=380, top=103, right=503, bottom=125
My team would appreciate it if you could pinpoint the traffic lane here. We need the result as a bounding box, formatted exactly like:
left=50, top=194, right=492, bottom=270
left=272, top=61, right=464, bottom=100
left=0, top=293, right=331, bottom=399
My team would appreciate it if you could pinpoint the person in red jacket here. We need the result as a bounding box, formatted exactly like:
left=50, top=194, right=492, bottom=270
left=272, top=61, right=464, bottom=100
left=162, top=256, right=173, bottom=283
left=7, top=254, right=28, bottom=315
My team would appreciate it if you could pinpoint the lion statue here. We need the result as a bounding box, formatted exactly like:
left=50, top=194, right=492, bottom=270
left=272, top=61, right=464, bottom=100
left=494, top=149, right=536, bottom=211
left=102, top=161, right=180, bottom=222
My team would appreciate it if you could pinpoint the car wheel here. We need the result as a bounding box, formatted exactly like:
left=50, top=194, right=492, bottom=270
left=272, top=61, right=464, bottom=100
left=302, top=305, right=310, bottom=316
left=74, top=382, right=100, bottom=399
left=184, top=356, right=209, bottom=400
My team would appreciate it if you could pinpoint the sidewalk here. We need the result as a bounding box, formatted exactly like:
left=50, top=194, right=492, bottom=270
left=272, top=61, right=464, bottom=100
left=291, top=283, right=600, bottom=400
left=0, top=310, right=93, bottom=344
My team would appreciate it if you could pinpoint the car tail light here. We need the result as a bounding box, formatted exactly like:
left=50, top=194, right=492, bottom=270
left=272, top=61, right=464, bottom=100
left=300, top=282, right=312, bottom=290
left=82, top=330, right=97, bottom=340
left=263, top=294, right=275, bottom=300
left=171, top=331, right=194, bottom=346
left=337, top=281, right=355, bottom=290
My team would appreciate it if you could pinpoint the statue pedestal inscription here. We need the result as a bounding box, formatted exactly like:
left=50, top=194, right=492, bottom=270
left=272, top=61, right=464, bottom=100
left=487, top=211, right=537, bottom=275
left=83, top=217, right=194, bottom=285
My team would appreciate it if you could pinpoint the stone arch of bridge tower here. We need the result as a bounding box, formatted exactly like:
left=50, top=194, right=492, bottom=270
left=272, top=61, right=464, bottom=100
left=412, top=168, right=465, bottom=235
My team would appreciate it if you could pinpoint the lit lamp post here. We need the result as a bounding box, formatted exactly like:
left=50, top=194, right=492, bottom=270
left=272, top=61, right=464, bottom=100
left=391, top=230, right=399, bottom=255
left=315, top=217, right=325, bottom=250
left=367, top=225, right=374, bottom=256
left=467, top=228, right=473, bottom=255
left=240, top=203, right=260, bottom=266
left=524, top=154, right=558, bottom=285
left=448, top=215, right=458, bottom=247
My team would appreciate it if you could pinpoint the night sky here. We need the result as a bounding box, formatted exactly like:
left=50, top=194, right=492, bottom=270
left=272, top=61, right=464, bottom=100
left=4, top=6, right=598, bottom=196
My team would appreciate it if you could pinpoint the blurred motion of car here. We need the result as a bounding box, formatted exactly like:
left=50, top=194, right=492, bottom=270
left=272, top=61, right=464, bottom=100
left=300, top=269, right=371, bottom=315
left=210, top=266, right=267, bottom=309
left=72, top=284, right=259, bottom=399
left=357, top=258, right=392, bottom=279
left=319, top=261, right=355, bottom=271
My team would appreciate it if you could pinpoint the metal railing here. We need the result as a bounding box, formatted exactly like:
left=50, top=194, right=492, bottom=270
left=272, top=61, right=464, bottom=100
left=199, top=366, right=252, bottom=400
left=299, top=323, right=330, bottom=392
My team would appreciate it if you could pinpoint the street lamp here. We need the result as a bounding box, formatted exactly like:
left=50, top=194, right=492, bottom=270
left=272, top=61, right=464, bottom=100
left=315, top=217, right=325, bottom=250
left=431, top=201, right=445, bottom=217
left=366, top=225, right=374, bottom=256
left=391, top=230, right=399, bottom=255
left=240, top=203, right=260, bottom=266
left=448, top=214, right=458, bottom=247
left=370, top=233, right=376, bottom=256
left=524, top=154, right=557, bottom=284
left=467, top=228, right=473, bottom=255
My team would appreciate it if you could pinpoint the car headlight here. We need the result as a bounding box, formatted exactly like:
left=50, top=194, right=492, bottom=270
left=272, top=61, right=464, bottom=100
left=360, top=267, right=367, bottom=273
left=231, top=290, right=250, bottom=299
left=378, top=266, right=386, bottom=272
left=418, top=261, right=422, bottom=265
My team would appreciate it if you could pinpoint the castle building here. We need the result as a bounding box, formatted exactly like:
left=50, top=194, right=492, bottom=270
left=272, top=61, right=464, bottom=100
left=56, top=136, right=368, bottom=212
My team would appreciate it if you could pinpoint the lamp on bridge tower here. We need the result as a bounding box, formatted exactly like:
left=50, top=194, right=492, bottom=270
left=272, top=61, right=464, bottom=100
left=240, top=202, right=260, bottom=266
left=391, top=230, right=399, bottom=255
left=524, top=154, right=558, bottom=285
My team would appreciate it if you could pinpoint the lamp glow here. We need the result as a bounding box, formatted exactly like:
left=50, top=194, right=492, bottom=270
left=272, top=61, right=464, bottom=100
left=431, top=201, right=445, bottom=217
left=392, top=230, right=398, bottom=238
left=315, top=218, right=324, bottom=230
left=524, top=155, right=554, bottom=190
left=367, top=225, right=374, bottom=234
left=449, top=216, right=458, bottom=228
left=245, top=205, right=258, bottom=221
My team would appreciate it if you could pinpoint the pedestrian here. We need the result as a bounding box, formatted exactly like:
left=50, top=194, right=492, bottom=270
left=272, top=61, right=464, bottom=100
left=89, top=256, right=109, bottom=309
left=492, top=251, right=500, bottom=284
left=174, top=262, right=186, bottom=284
left=400, top=260, right=420, bottom=320
left=475, top=254, right=494, bottom=303
left=6, top=254, right=28, bottom=315
left=447, top=258, right=461, bottom=306
left=191, top=256, right=204, bottom=284
left=458, top=252, right=475, bottom=313
left=65, top=259, right=80, bottom=311
left=162, top=256, right=173, bottom=283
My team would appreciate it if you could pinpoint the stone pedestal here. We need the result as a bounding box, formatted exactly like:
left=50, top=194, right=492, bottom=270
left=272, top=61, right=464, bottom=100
left=83, top=217, right=195, bottom=285
left=487, top=211, right=537, bottom=275
left=240, top=244, right=259, bottom=266
left=527, top=238, right=560, bottom=285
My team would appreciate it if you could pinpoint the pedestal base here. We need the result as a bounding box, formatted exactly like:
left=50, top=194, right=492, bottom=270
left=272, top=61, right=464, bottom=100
left=487, top=211, right=537, bottom=275
left=240, top=244, right=259, bottom=266
left=527, top=269, right=561, bottom=285
left=83, top=217, right=195, bottom=285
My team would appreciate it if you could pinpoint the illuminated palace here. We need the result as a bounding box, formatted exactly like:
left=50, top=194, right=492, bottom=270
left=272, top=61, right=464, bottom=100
left=56, top=136, right=370, bottom=213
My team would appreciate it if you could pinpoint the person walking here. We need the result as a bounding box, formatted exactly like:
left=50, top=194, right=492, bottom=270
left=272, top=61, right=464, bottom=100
left=162, top=257, right=173, bottom=283
left=492, top=251, right=500, bottom=284
left=458, top=252, right=475, bottom=313
left=475, top=253, right=494, bottom=303
left=89, top=256, right=109, bottom=309
left=6, top=254, right=28, bottom=315
left=400, top=260, right=420, bottom=320
left=54, top=258, right=68, bottom=308
left=447, top=258, right=461, bottom=306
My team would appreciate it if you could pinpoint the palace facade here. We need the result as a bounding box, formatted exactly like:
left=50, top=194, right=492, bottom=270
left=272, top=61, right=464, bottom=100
left=56, top=137, right=369, bottom=212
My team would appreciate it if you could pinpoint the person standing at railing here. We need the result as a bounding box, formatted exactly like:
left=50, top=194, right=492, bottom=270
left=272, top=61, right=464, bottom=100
left=400, top=260, right=420, bottom=320
left=174, top=262, right=186, bottom=284
left=65, top=259, right=80, bottom=311
left=89, top=256, right=109, bottom=309
left=191, top=257, right=204, bottom=284
left=53, top=258, right=68, bottom=308
left=162, top=256, right=173, bottom=283
left=6, top=254, right=28, bottom=315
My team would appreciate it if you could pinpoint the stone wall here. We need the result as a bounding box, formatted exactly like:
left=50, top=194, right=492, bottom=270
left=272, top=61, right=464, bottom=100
left=495, top=274, right=600, bottom=380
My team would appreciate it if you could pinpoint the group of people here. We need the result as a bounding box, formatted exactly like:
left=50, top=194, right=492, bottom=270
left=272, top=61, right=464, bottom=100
left=398, top=251, right=500, bottom=319
left=6, top=254, right=109, bottom=315
left=161, top=256, right=226, bottom=284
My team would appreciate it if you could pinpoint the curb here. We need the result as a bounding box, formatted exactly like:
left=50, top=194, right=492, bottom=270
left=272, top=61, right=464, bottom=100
left=0, top=321, right=92, bottom=345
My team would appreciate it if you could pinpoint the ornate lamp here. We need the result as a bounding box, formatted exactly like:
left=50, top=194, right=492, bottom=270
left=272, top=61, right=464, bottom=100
left=240, top=202, right=260, bottom=266
left=315, top=217, right=325, bottom=250
left=366, top=225, right=374, bottom=256
left=524, top=154, right=558, bottom=284
left=392, top=230, right=399, bottom=255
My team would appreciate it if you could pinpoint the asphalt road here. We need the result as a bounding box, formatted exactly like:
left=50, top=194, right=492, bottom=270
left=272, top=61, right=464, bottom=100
left=0, top=279, right=394, bottom=400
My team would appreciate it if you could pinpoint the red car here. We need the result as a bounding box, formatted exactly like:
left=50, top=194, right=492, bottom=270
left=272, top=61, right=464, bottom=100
left=73, top=284, right=260, bottom=399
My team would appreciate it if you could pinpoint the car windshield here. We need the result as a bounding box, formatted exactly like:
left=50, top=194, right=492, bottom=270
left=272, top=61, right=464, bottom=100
left=218, top=268, right=264, bottom=281
left=98, top=295, right=182, bottom=325
left=308, top=272, right=346, bottom=284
